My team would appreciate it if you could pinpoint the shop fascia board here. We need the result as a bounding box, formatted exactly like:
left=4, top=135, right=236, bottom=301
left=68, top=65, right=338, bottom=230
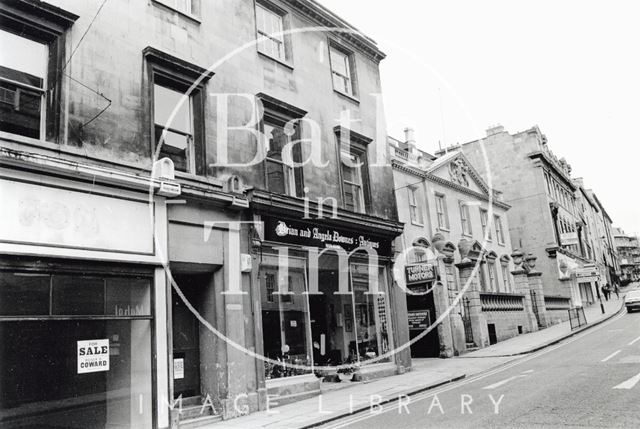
left=249, top=189, right=403, bottom=238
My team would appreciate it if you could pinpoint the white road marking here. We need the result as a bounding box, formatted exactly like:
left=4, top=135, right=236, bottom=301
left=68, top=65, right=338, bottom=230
left=322, top=311, right=627, bottom=429
left=628, top=335, right=640, bottom=346
left=601, top=350, right=622, bottom=362
left=613, top=372, right=640, bottom=390
left=482, top=370, right=533, bottom=390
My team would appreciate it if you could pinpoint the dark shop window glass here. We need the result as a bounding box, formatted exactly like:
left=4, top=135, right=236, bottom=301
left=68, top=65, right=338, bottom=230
left=0, top=272, right=50, bottom=316
left=52, top=276, right=105, bottom=315
left=106, top=278, right=151, bottom=316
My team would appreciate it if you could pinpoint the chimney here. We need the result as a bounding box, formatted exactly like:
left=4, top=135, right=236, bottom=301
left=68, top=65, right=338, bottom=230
left=404, top=127, right=416, bottom=150
left=486, top=124, right=505, bottom=137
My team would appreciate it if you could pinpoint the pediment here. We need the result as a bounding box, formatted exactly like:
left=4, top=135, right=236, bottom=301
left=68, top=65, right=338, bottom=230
left=428, top=152, right=491, bottom=196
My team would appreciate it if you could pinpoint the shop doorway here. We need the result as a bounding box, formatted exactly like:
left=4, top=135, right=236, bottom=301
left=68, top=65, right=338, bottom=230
left=406, top=286, right=440, bottom=358
left=172, top=273, right=207, bottom=399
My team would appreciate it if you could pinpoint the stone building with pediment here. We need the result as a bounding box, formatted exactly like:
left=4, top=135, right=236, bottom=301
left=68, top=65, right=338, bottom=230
left=390, top=130, right=538, bottom=358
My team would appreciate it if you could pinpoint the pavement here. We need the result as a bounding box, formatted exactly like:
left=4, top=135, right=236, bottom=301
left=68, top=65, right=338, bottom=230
left=207, top=286, right=633, bottom=429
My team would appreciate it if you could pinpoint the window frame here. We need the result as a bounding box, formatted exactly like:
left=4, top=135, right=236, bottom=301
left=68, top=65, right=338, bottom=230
left=459, top=201, right=472, bottom=236
left=257, top=93, right=306, bottom=197
left=0, top=1, right=78, bottom=142
left=494, top=214, right=505, bottom=245
left=408, top=186, right=423, bottom=225
left=328, top=42, right=357, bottom=99
left=144, top=47, right=212, bottom=176
left=435, top=193, right=449, bottom=230
left=335, top=126, right=372, bottom=213
left=254, top=1, right=292, bottom=65
left=479, top=208, right=492, bottom=241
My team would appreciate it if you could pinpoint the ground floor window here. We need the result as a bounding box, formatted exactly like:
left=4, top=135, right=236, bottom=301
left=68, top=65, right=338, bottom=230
left=0, top=270, right=153, bottom=429
left=260, top=249, right=393, bottom=380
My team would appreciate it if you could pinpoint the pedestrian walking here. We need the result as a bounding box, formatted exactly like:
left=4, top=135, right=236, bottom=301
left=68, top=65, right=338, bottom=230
left=614, top=283, right=620, bottom=299
left=601, top=284, right=609, bottom=301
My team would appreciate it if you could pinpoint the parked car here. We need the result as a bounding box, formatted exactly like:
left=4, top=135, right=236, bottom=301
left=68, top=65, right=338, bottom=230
left=625, top=290, right=640, bottom=313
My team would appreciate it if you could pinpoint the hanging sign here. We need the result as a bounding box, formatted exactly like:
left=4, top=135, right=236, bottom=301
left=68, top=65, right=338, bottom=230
left=77, top=339, right=110, bottom=374
left=405, top=262, right=438, bottom=285
left=173, top=358, right=185, bottom=379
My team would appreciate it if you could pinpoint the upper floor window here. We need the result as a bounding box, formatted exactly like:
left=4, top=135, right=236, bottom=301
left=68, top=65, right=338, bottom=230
left=480, top=208, right=491, bottom=240
left=0, top=3, right=77, bottom=141
left=258, top=93, right=305, bottom=197
left=435, top=193, right=449, bottom=229
left=408, top=186, right=423, bottom=224
left=329, top=44, right=356, bottom=97
left=336, top=127, right=371, bottom=213
left=255, top=2, right=289, bottom=63
left=495, top=215, right=505, bottom=244
left=154, top=0, right=195, bottom=16
left=488, top=261, right=497, bottom=292
left=145, top=47, right=212, bottom=175
left=459, top=201, right=472, bottom=236
left=501, top=260, right=511, bottom=292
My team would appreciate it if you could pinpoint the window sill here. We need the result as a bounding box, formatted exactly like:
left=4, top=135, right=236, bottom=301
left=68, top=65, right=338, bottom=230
left=152, top=0, right=201, bottom=23
left=437, top=227, right=450, bottom=232
left=333, top=89, right=360, bottom=105
left=411, top=221, right=424, bottom=227
left=257, top=50, right=294, bottom=71
left=497, top=241, right=506, bottom=246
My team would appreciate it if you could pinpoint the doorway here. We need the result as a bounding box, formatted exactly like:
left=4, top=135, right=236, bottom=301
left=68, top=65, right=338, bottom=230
left=172, top=273, right=206, bottom=399
left=406, top=285, right=440, bottom=357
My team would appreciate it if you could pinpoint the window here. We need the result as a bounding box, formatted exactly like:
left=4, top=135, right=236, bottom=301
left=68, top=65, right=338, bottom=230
left=329, top=45, right=356, bottom=97
left=501, top=262, right=511, bottom=292
left=408, top=186, right=422, bottom=224
left=153, top=84, right=195, bottom=173
left=459, top=201, right=472, bottom=235
left=255, top=2, right=288, bottom=62
left=488, top=262, right=497, bottom=292
left=337, top=127, right=371, bottom=213
left=258, top=93, right=305, bottom=196
left=480, top=208, right=491, bottom=240
left=155, top=0, right=194, bottom=15
left=0, top=4, right=77, bottom=141
left=478, top=265, right=488, bottom=291
left=495, top=215, right=505, bottom=244
left=145, top=47, right=211, bottom=175
left=544, top=172, right=551, bottom=195
left=435, top=193, right=449, bottom=229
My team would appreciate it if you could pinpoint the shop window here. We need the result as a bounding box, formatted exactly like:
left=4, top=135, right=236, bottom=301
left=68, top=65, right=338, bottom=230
left=258, top=93, right=305, bottom=197
left=145, top=47, right=212, bottom=175
left=0, top=3, right=77, bottom=141
left=255, top=1, right=291, bottom=63
left=336, top=127, right=372, bottom=213
left=459, top=201, right=472, bottom=236
left=329, top=44, right=357, bottom=98
left=0, top=272, right=49, bottom=316
left=435, top=193, right=449, bottom=229
left=0, top=270, right=153, bottom=428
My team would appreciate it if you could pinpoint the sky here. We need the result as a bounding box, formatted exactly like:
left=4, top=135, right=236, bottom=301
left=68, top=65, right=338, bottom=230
left=318, top=0, right=640, bottom=236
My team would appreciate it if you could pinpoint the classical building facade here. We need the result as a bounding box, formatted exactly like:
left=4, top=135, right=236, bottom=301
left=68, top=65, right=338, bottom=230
left=0, top=0, right=403, bottom=428
left=390, top=130, right=540, bottom=356
left=613, top=227, right=640, bottom=284
left=452, top=125, right=593, bottom=318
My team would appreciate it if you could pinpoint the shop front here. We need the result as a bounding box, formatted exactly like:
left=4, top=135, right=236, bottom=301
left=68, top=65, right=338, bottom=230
left=254, top=212, right=403, bottom=402
left=0, top=165, right=171, bottom=429
left=403, top=261, right=440, bottom=358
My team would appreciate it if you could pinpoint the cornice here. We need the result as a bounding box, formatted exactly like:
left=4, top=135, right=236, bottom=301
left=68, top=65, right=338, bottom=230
left=529, top=151, right=576, bottom=191
left=282, top=0, right=385, bottom=63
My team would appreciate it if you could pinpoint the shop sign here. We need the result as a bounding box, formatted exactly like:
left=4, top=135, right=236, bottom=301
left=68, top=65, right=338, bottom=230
left=560, top=232, right=579, bottom=246
left=77, top=339, right=110, bottom=374
left=173, top=358, right=184, bottom=379
left=262, top=216, right=392, bottom=255
left=408, top=310, right=430, bottom=330
left=576, top=267, right=599, bottom=279
left=405, top=262, right=437, bottom=285
left=557, top=253, right=579, bottom=280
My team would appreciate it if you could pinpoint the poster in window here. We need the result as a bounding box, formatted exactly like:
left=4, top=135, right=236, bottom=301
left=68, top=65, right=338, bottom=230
left=77, top=339, right=110, bottom=374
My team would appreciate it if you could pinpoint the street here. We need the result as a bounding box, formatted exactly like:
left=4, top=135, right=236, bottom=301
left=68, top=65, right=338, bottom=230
left=320, top=304, right=640, bottom=428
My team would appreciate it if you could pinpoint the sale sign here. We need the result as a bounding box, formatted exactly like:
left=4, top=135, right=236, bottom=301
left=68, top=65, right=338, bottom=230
left=77, top=339, right=110, bottom=374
